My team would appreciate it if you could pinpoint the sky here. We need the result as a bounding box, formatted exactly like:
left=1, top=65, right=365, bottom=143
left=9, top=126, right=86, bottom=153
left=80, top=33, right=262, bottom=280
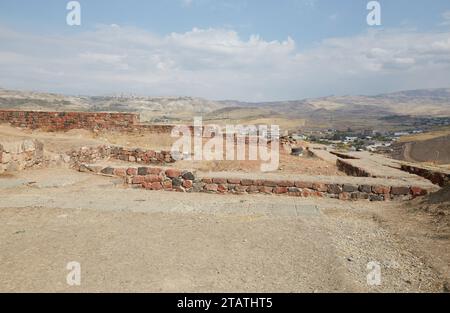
left=0, top=0, right=449, bottom=101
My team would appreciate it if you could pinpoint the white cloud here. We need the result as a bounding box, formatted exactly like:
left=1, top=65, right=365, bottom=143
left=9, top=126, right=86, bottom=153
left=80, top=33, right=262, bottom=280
left=0, top=25, right=449, bottom=101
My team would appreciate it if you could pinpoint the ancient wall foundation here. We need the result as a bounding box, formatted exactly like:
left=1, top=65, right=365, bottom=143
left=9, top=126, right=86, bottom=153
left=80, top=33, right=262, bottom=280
left=400, top=164, right=450, bottom=187
left=0, top=110, right=139, bottom=131
left=0, top=139, right=44, bottom=173
left=68, top=145, right=176, bottom=165
left=77, top=163, right=432, bottom=202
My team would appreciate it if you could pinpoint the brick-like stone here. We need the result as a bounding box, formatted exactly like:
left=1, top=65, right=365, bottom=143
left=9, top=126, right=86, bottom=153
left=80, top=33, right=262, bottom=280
left=410, top=186, right=427, bottom=197
left=126, top=168, right=137, bottom=176
left=391, top=186, right=410, bottom=195
left=351, top=192, right=369, bottom=200
left=241, top=179, right=254, bottom=186
left=182, top=180, right=193, bottom=189
left=132, top=176, right=145, bottom=184
left=263, top=180, right=278, bottom=187
left=312, top=183, right=327, bottom=192
left=113, top=168, right=127, bottom=177
left=248, top=185, right=259, bottom=193
left=150, top=182, right=163, bottom=190
left=162, top=180, right=173, bottom=190
left=147, top=167, right=163, bottom=175
left=212, top=178, right=227, bottom=184
left=372, top=185, right=391, bottom=194
left=101, top=167, right=114, bottom=175
left=339, top=192, right=351, bottom=201
left=182, top=171, right=195, bottom=181
left=217, top=184, right=228, bottom=193
left=165, top=168, right=181, bottom=178
left=288, top=187, right=300, bottom=193
left=235, top=185, right=249, bottom=193
left=278, top=180, right=295, bottom=187
left=295, top=181, right=313, bottom=189
left=145, top=175, right=162, bottom=183
left=172, top=177, right=183, bottom=187
left=254, top=180, right=265, bottom=186
left=192, top=182, right=204, bottom=193
left=202, top=178, right=213, bottom=184
left=259, top=186, right=273, bottom=194
left=205, top=184, right=218, bottom=192
left=274, top=187, right=288, bottom=194
left=327, top=184, right=343, bottom=194
left=227, top=178, right=241, bottom=185
left=342, top=184, right=358, bottom=193
left=137, top=167, right=148, bottom=175
left=369, top=194, right=384, bottom=202
left=359, top=185, right=372, bottom=193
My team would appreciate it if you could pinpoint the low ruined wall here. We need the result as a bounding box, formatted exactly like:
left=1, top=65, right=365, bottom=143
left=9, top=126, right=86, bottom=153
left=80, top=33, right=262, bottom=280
left=336, top=159, right=371, bottom=177
left=78, top=164, right=431, bottom=201
left=400, top=164, right=449, bottom=187
left=68, top=145, right=176, bottom=165
left=0, top=139, right=44, bottom=173
left=0, top=110, right=139, bottom=131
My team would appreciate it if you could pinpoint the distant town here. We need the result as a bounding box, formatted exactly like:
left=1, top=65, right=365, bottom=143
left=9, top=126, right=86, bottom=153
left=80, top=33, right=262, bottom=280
left=293, top=116, right=450, bottom=153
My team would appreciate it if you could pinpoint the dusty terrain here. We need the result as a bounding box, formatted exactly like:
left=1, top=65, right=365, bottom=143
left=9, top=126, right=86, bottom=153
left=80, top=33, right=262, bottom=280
left=392, top=129, right=450, bottom=166
left=0, top=168, right=448, bottom=292
left=0, top=124, right=343, bottom=176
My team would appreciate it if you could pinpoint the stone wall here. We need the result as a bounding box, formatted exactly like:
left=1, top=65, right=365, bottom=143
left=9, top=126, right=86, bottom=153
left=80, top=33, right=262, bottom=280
left=78, top=164, right=431, bottom=201
left=0, top=110, right=139, bottom=131
left=68, top=145, right=176, bottom=165
left=400, top=164, right=449, bottom=187
left=0, top=139, right=44, bottom=173
left=336, top=159, right=371, bottom=177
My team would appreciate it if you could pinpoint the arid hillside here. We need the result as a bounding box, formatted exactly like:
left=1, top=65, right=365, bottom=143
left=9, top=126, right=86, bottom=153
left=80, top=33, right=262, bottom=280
left=1, top=87, right=449, bottom=130
left=391, top=129, right=450, bottom=165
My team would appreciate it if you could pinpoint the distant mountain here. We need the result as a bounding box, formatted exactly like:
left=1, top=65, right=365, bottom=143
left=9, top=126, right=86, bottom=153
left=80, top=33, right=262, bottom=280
left=0, top=87, right=449, bottom=127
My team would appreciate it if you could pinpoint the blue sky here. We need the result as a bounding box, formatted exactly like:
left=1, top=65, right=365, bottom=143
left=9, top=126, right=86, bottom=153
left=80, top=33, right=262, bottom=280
left=0, top=0, right=450, bottom=100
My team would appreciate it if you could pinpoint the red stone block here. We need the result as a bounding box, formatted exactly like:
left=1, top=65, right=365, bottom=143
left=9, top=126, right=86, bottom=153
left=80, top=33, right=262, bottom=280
left=339, top=192, right=351, bottom=201
left=113, top=168, right=127, bottom=177
left=259, top=186, right=273, bottom=194
left=150, top=182, right=163, bottom=190
left=145, top=175, right=162, bottom=183
left=212, top=178, right=227, bottom=184
left=182, top=180, right=193, bottom=189
left=254, top=179, right=265, bottom=186
left=235, top=185, right=249, bottom=193
left=163, top=180, right=173, bottom=190
left=312, top=183, right=327, bottom=192
left=372, top=185, right=390, bottom=194
left=277, top=180, right=295, bottom=187
left=165, top=168, right=181, bottom=178
left=263, top=180, right=278, bottom=187
left=227, top=178, right=241, bottom=185
left=205, top=184, right=218, bottom=192
left=295, top=181, right=313, bottom=189
left=132, top=176, right=145, bottom=184
left=241, top=179, right=254, bottom=186
left=274, top=187, right=288, bottom=194
left=248, top=185, right=259, bottom=193
left=217, top=184, right=228, bottom=193
left=411, top=186, right=427, bottom=196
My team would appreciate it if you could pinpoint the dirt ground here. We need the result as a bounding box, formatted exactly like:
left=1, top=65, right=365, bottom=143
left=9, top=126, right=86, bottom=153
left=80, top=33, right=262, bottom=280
left=0, top=168, right=448, bottom=292
left=0, top=124, right=342, bottom=176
